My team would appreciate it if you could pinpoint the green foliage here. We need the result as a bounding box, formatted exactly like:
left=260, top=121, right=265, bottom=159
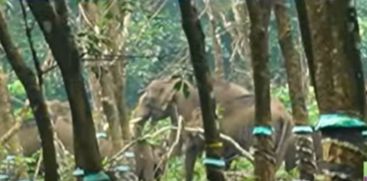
left=173, top=79, right=191, bottom=98
left=7, top=80, right=26, bottom=99
left=272, top=85, right=319, bottom=125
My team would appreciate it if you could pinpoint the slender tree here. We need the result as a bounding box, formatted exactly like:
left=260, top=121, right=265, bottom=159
left=0, top=9, right=58, bottom=181
left=0, top=69, right=28, bottom=179
left=273, top=0, right=316, bottom=179
left=178, top=0, right=225, bottom=180
left=25, top=0, right=108, bottom=178
left=298, top=0, right=367, bottom=180
left=205, top=0, right=224, bottom=80
left=79, top=0, right=131, bottom=144
left=245, top=0, right=274, bottom=180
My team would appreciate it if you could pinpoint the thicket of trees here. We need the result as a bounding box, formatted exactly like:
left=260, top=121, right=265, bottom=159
left=0, top=0, right=367, bottom=181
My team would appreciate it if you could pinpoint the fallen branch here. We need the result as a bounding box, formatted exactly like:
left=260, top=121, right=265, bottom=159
left=177, top=126, right=255, bottom=164
left=154, top=116, right=183, bottom=174
left=33, top=150, right=43, bottom=180
left=0, top=121, right=21, bottom=145
left=107, top=125, right=172, bottom=166
left=107, top=123, right=254, bottom=166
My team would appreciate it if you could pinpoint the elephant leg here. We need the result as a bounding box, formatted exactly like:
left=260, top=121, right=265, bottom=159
left=184, top=138, right=203, bottom=181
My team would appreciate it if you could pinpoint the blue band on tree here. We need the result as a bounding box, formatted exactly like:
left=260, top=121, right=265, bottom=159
left=124, top=151, right=135, bottom=158
left=73, top=168, right=84, bottom=176
left=83, top=171, right=110, bottom=181
left=362, top=130, right=367, bottom=137
left=315, top=113, right=367, bottom=130
left=114, top=165, right=130, bottom=172
left=73, top=168, right=110, bottom=181
left=0, top=175, right=9, bottom=180
left=203, top=157, right=226, bottom=167
left=96, top=132, right=108, bottom=139
left=292, top=125, right=314, bottom=133
left=252, top=125, right=274, bottom=136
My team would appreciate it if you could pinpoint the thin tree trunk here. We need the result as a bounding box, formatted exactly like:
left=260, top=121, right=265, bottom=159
left=206, top=0, right=224, bottom=80
left=0, top=10, right=58, bottom=181
left=87, top=70, right=105, bottom=131
left=80, top=0, right=131, bottom=142
left=111, top=10, right=131, bottom=141
left=302, top=0, right=367, bottom=180
left=178, top=1, right=225, bottom=180
left=232, top=2, right=253, bottom=89
left=0, top=71, right=22, bottom=154
left=246, top=0, right=275, bottom=180
left=26, top=0, right=104, bottom=173
left=99, top=68, right=123, bottom=152
left=273, top=0, right=316, bottom=179
left=294, top=0, right=317, bottom=99
left=0, top=70, right=28, bottom=179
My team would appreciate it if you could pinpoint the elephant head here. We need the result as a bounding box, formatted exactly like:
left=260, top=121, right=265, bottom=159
left=131, top=77, right=193, bottom=128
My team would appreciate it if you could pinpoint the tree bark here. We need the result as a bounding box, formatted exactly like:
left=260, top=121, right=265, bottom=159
left=26, top=0, right=103, bottom=173
left=246, top=0, right=275, bottom=180
left=80, top=0, right=131, bottom=142
left=206, top=0, right=224, bottom=80
left=0, top=71, right=22, bottom=154
left=273, top=0, right=316, bottom=179
left=302, top=0, right=367, bottom=180
left=0, top=70, right=29, bottom=179
left=0, top=10, right=58, bottom=181
left=87, top=71, right=105, bottom=131
left=294, top=0, right=318, bottom=99
left=178, top=0, right=225, bottom=180
left=110, top=10, right=131, bottom=141
left=99, top=68, right=123, bottom=152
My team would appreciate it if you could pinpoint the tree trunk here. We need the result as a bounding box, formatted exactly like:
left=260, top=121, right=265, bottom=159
left=110, top=10, right=131, bottom=141
left=80, top=0, right=131, bottom=142
left=302, top=0, right=367, bottom=180
left=0, top=10, right=58, bottom=181
left=246, top=0, right=275, bottom=180
left=294, top=0, right=318, bottom=99
left=87, top=70, right=105, bottom=131
left=26, top=0, right=104, bottom=174
left=207, top=0, right=224, bottom=80
left=0, top=71, right=22, bottom=154
left=178, top=1, right=225, bottom=180
left=99, top=68, right=123, bottom=152
left=221, top=2, right=253, bottom=90
left=0, top=70, right=28, bottom=179
left=273, top=0, right=316, bottom=179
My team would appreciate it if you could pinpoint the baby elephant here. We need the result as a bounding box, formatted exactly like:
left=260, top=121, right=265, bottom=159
left=134, top=141, right=167, bottom=181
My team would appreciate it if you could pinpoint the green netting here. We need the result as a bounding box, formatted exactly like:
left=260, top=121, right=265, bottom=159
left=315, top=114, right=367, bottom=130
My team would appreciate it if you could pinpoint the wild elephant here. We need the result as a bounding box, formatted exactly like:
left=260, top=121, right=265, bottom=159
left=134, top=141, right=167, bottom=181
left=182, top=95, right=296, bottom=181
left=10, top=100, right=116, bottom=158
left=130, top=77, right=295, bottom=180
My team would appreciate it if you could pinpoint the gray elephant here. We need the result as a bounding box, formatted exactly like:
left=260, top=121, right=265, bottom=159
left=130, top=77, right=297, bottom=181
left=7, top=100, right=116, bottom=158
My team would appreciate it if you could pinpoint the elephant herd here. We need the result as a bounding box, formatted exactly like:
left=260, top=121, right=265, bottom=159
left=130, top=77, right=322, bottom=180
left=1, top=77, right=323, bottom=181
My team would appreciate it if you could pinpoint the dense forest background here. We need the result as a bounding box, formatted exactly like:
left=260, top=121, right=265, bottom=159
left=2, top=0, right=366, bottom=111
left=1, top=0, right=367, bottom=180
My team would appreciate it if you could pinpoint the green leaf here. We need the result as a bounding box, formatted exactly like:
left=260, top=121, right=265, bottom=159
left=182, top=82, right=190, bottom=98
left=173, top=80, right=183, bottom=91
